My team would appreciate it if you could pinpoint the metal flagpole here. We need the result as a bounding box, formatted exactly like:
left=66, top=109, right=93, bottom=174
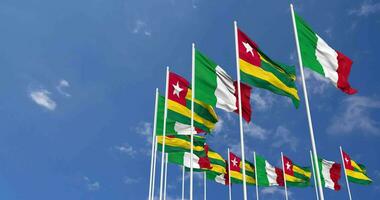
left=190, top=43, right=195, bottom=200
left=310, top=150, right=320, bottom=200
left=159, top=67, right=170, bottom=200
left=340, top=146, right=353, bottom=200
left=281, top=152, right=289, bottom=200
left=233, top=20, right=248, bottom=200
left=289, top=4, right=325, bottom=200
left=253, top=152, right=259, bottom=200
left=164, top=153, right=168, bottom=200
left=228, top=148, right=232, bottom=200
left=151, top=132, right=158, bottom=200
left=148, top=89, right=159, bottom=200
left=204, top=171, right=207, bottom=200
left=182, top=165, right=185, bottom=200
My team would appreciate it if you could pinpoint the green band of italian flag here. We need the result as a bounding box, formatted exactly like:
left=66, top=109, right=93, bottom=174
left=294, top=13, right=357, bottom=94
left=195, top=50, right=252, bottom=122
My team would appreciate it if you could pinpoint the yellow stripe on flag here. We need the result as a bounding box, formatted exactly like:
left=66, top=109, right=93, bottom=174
left=156, top=136, right=204, bottom=152
left=186, top=89, right=219, bottom=121
left=346, top=169, right=372, bottom=181
left=293, top=165, right=311, bottom=178
left=285, top=174, right=305, bottom=183
left=351, top=160, right=365, bottom=173
left=210, top=164, right=226, bottom=174
left=208, top=151, right=224, bottom=162
left=230, top=171, right=256, bottom=184
left=167, top=99, right=215, bottom=130
left=239, top=59, right=300, bottom=100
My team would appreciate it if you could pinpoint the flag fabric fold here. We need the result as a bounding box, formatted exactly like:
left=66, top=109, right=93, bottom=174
left=342, top=150, right=372, bottom=185
left=229, top=152, right=256, bottom=185
left=283, top=155, right=311, bottom=187
left=294, top=13, right=357, bottom=94
left=195, top=50, right=252, bottom=122
left=256, top=154, right=284, bottom=187
left=318, top=158, right=342, bottom=190
left=237, top=28, right=300, bottom=107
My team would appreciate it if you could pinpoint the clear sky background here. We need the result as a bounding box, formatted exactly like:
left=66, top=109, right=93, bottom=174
left=0, top=0, right=379, bottom=199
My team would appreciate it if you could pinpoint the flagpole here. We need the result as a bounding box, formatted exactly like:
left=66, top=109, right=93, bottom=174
left=159, top=67, right=170, bottom=200
left=152, top=132, right=158, bottom=200
left=253, top=152, right=259, bottom=200
left=281, top=152, right=289, bottom=200
left=340, top=146, right=353, bottom=200
left=204, top=172, right=207, bottom=200
left=164, top=153, right=168, bottom=200
left=228, top=148, right=232, bottom=200
left=190, top=42, right=195, bottom=200
left=182, top=165, right=185, bottom=200
left=310, top=150, right=320, bottom=200
left=148, top=88, right=159, bottom=200
left=290, top=4, right=325, bottom=200
left=234, top=20, right=248, bottom=200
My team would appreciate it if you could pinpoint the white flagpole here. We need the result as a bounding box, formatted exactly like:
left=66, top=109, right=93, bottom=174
left=151, top=133, right=158, bottom=200
left=309, top=150, right=320, bottom=200
left=340, top=146, right=353, bottom=200
left=148, top=88, right=159, bottom=200
left=190, top=43, right=195, bottom=200
left=228, top=148, right=232, bottom=200
left=290, top=4, right=325, bottom=200
left=281, top=152, right=289, bottom=200
left=253, top=152, right=259, bottom=200
left=233, top=20, right=248, bottom=200
left=182, top=165, right=185, bottom=200
left=159, top=67, right=170, bottom=200
left=164, top=153, right=168, bottom=200
left=204, top=171, right=207, bottom=200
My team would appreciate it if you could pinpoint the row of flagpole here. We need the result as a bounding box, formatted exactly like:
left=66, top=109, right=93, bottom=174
left=146, top=4, right=357, bottom=200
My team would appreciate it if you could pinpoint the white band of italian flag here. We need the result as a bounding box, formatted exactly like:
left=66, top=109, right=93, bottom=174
left=319, top=159, right=342, bottom=191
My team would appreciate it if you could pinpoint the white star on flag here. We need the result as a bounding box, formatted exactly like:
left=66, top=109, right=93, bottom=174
left=286, top=162, right=291, bottom=170
left=345, top=158, right=349, bottom=163
left=242, top=41, right=254, bottom=57
left=172, top=81, right=183, bottom=98
left=231, top=158, right=238, bottom=167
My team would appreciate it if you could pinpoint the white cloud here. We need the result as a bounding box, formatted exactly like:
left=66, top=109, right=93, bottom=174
left=29, top=89, right=57, bottom=111
left=136, top=122, right=153, bottom=143
left=327, top=96, right=380, bottom=135
left=114, top=143, right=137, bottom=157
left=250, top=90, right=275, bottom=111
left=83, top=176, right=100, bottom=191
left=213, top=118, right=224, bottom=134
left=124, top=176, right=140, bottom=184
left=303, top=68, right=331, bottom=95
left=56, top=79, right=71, bottom=97
left=272, top=126, right=298, bottom=151
left=132, top=20, right=151, bottom=36
left=244, top=122, right=269, bottom=140
left=349, top=1, right=380, bottom=16
left=261, top=187, right=292, bottom=197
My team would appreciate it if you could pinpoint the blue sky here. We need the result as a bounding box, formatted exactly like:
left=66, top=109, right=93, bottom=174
left=0, top=0, right=379, bottom=199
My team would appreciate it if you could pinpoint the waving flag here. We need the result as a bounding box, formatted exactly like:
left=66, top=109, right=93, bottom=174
left=229, top=152, right=256, bottom=185
left=237, top=28, right=300, bottom=107
left=256, top=154, right=284, bottom=187
left=283, top=155, right=311, bottom=187
left=342, top=150, right=372, bottom=185
left=318, top=158, right=342, bottom=190
left=156, top=135, right=206, bottom=155
left=195, top=49, right=252, bottom=122
left=294, top=13, right=357, bottom=94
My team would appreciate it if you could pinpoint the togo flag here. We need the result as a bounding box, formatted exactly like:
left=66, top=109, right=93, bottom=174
left=318, top=158, right=342, bottom=191
left=342, top=150, right=372, bottom=185
left=294, top=12, right=357, bottom=94
left=283, top=155, right=311, bottom=187
left=195, top=49, right=252, bottom=122
left=256, top=154, right=284, bottom=187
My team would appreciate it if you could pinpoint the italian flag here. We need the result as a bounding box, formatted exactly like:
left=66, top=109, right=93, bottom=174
left=195, top=50, right=252, bottom=122
left=256, top=154, right=284, bottom=187
left=168, top=151, right=211, bottom=170
left=206, top=171, right=229, bottom=186
left=318, top=158, right=342, bottom=191
left=294, top=13, right=357, bottom=94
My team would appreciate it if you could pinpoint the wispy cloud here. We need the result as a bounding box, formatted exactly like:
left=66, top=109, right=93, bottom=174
left=349, top=1, right=380, bottom=16
left=250, top=90, right=275, bottom=111
left=136, top=122, right=153, bottom=143
left=83, top=176, right=100, bottom=191
left=123, top=176, right=140, bottom=184
left=327, top=96, right=380, bottom=135
left=272, top=126, right=298, bottom=151
left=244, top=122, right=269, bottom=140
left=303, top=68, right=331, bottom=95
left=113, top=143, right=137, bottom=157
left=214, top=118, right=224, bottom=134
left=132, top=20, right=151, bottom=36
left=29, top=89, right=57, bottom=111
left=261, top=187, right=292, bottom=198
left=56, top=79, right=71, bottom=97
